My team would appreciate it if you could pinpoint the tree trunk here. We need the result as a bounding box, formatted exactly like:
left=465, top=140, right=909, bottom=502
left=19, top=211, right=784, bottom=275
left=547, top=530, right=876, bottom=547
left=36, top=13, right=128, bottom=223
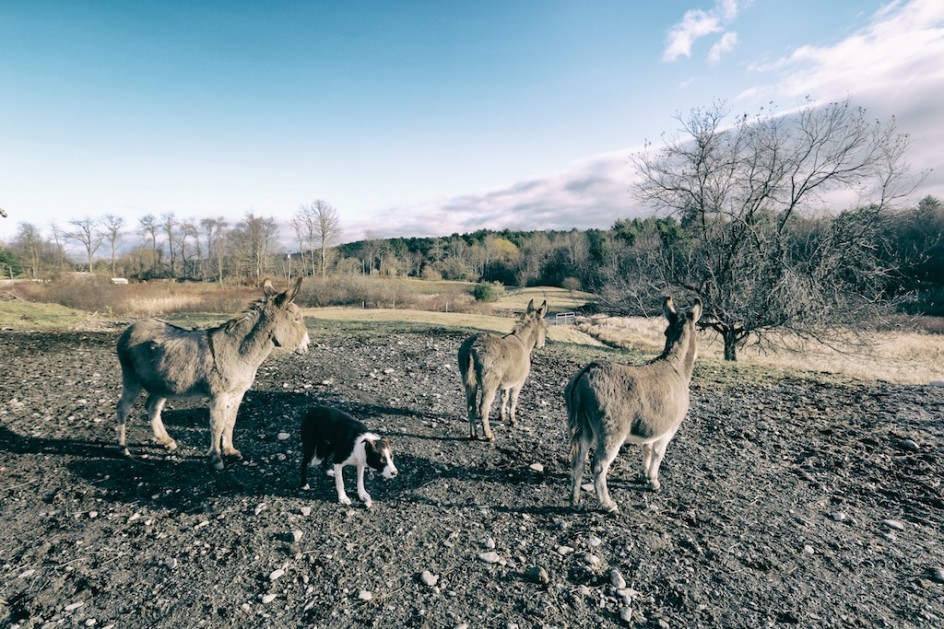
left=723, top=328, right=739, bottom=361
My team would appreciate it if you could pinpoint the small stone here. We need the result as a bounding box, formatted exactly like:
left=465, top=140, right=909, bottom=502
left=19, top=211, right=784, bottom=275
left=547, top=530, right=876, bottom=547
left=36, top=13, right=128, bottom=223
left=165, top=558, right=178, bottom=569
left=581, top=483, right=594, bottom=493
left=299, top=506, right=312, bottom=517
left=620, top=607, right=634, bottom=623
left=85, top=619, right=97, bottom=627
left=803, top=545, right=815, bottom=555
left=478, top=551, right=502, bottom=564
left=254, top=503, right=267, bottom=516
left=584, top=553, right=601, bottom=566
left=556, top=545, right=574, bottom=556
left=588, top=535, right=602, bottom=547
left=928, top=567, right=944, bottom=584
left=65, top=602, right=85, bottom=612
left=292, top=530, right=303, bottom=543
left=261, top=593, right=277, bottom=604
left=897, top=438, right=919, bottom=452
left=610, top=569, right=626, bottom=589
left=89, top=511, right=98, bottom=519
left=529, top=463, right=544, bottom=473
left=18, top=569, right=35, bottom=579
left=882, top=519, right=905, bottom=531
left=483, top=536, right=496, bottom=549
left=420, top=570, right=439, bottom=587
left=358, top=590, right=373, bottom=601
left=830, top=511, right=848, bottom=522
left=269, top=569, right=285, bottom=581
left=524, top=566, right=549, bottom=584
left=277, top=432, right=290, bottom=441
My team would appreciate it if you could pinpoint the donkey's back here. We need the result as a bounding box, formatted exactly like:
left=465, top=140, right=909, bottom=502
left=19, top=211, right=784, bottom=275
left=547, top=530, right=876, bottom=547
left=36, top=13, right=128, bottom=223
left=118, top=320, right=216, bottom=398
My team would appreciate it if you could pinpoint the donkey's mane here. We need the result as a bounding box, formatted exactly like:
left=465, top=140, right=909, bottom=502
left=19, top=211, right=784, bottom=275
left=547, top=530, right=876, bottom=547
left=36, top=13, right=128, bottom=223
left=218, top=295, right=270, bottom=334
left=510, top=312, right=537, bottom=335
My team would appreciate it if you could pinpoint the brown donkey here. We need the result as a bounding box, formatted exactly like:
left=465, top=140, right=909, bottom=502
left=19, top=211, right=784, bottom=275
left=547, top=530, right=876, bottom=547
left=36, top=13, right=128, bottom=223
left=566, top=296, right=702, bottom=512
left=116, top=277, right=310, bottom=469
left=458, top=299, right=549, bottom=441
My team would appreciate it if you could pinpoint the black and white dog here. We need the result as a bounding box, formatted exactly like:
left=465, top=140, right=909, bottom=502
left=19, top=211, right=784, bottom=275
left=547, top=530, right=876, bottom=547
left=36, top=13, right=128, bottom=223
left=299, top=405, right=397, bottom=508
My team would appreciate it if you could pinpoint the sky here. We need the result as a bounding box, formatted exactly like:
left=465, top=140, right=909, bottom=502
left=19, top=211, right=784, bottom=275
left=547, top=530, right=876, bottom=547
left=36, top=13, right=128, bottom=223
left=1, top=0, right=943, bottom=248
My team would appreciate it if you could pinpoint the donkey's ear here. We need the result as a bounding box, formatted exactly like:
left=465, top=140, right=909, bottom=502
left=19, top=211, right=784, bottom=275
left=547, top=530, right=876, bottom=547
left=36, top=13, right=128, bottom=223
left=286, top=277, right=303, bottom=303
left=526, top=299, right=536, bottom=313
left=688, top=297, right=703, bottom=324
left=262, top=278, right=277, bottom=298
left=538, top=300, right=548, bottom=317
left=662, top=296, right=677, bottom=321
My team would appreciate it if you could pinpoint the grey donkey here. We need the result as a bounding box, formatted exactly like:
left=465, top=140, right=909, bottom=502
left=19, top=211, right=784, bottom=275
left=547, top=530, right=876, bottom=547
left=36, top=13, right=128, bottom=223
left=116, top=277, right=310, bottom=469
left=458, top=299, right=549, bottom=441
left=566, top=296, right=702, bottom=512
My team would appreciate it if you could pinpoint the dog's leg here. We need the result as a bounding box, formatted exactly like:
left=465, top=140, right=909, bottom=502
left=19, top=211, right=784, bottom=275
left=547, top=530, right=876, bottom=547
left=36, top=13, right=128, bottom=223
left=333, top=463, right=351, bottom=505
left=356, top=462, right=372, bottom=508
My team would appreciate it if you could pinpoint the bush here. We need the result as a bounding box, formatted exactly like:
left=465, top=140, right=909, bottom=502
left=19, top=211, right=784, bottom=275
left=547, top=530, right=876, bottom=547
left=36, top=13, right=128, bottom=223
left=472, top=281, right=504, bottom=303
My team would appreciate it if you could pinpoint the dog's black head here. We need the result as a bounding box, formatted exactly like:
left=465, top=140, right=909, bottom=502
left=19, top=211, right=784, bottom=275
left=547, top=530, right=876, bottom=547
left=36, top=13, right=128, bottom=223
left=365, top=437, right=398, bottom=479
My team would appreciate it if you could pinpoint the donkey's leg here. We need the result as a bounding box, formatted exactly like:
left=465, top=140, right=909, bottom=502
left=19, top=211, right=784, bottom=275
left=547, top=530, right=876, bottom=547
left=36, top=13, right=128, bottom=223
left=207, top=396, right=230, bottom=470
left=639, top=443, right=654, bottom=484
left=498, top=388, right=510, bottom=423
left=465, top=385, right=479, bottom=439
left=221, top=391, right=246, bottom=459
left=645, top=431, right=677, bottom=492
left=116, top=382, right=142, bottom=457
left=478, top=382, right=499, bottom=441
left=591, top=438, right=623, bottom=513
left=568, top=433, right=591, bottom=507
left=507, top=385, right=522, bottom=426
left=145, top=395, right=176, bottom=450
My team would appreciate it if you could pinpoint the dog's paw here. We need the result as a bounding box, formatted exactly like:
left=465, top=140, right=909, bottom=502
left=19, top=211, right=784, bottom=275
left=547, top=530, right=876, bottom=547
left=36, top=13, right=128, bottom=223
left=358, top=492, right=372, bottom=505
left=300, top=483, right=310, bottom=491
left=339, top=495, right=352, bottom=506
left=326, top=469, right=336, bottom=478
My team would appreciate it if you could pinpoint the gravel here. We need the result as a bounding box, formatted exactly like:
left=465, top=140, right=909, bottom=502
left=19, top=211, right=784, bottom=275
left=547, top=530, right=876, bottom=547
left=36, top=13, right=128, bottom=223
left=0, top=323, right=942, bottom=627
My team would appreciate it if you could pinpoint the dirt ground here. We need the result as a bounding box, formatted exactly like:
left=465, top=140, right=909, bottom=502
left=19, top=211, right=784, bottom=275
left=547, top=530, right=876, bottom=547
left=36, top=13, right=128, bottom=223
left=1, top=318, right=943, bottom=628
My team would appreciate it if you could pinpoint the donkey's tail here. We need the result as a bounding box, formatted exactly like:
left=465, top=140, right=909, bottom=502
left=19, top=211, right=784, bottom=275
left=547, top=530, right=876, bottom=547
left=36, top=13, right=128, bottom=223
left=565, top=363, right=595, bottom=451
left=457, top=337, right=478, bottom=391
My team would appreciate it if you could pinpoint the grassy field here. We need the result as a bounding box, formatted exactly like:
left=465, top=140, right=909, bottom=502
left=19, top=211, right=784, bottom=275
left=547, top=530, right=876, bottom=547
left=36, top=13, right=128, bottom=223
left=3, top=281, right=941, bottom=385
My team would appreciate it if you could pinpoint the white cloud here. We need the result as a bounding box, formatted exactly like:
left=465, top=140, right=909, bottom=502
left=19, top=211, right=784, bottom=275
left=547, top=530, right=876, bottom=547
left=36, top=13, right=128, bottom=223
left=343, top=151, right=646, bottom=241
left=708, top=31, right=738, bottom=65
left=740, top=0, right=944, bottom=201
left=663, top=0, right=744, bottom=62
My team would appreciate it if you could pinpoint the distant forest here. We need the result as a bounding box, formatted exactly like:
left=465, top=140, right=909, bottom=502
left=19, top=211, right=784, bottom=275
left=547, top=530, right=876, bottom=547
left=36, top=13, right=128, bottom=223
left=1, top=195, right=942, bottom=317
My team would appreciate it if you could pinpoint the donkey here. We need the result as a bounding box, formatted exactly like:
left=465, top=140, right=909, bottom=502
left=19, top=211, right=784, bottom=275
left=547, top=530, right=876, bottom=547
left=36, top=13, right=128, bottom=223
left=566, top=296, right=702, bottom=512
left=458, top=299, right=549, bottom=441
left=115, top=277, right=310, bottom=470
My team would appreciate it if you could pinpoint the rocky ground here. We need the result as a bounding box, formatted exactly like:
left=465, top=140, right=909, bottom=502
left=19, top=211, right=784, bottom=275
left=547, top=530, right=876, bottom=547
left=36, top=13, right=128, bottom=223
left=0, top=317, right=943, bottom=628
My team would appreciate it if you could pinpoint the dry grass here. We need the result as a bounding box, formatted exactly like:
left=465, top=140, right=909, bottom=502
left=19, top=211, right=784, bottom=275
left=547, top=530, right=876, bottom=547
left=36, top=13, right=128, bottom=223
left=492, top=286, right=596, bottom=313
left=306, top=306, right=603, bottom=346
left=577, top=314, right=944, bottom=385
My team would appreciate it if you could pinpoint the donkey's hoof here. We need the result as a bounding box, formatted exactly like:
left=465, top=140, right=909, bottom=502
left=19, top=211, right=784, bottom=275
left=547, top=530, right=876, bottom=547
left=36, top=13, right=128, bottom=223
left=164, top=440, right=178, bottom=451
left=211, top=457, right=225, bottom=471
left=601, top=500, right=620, bottom=514
left=118, top=446, right=132, bottom=458
left=648, top=480, right=662, bottom=493
left=223, top=448, right=242, bottom=459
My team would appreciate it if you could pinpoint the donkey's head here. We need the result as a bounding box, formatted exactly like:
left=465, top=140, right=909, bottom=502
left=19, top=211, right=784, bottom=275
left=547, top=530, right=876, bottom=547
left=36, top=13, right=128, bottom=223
left=520, top=299, right=549, bottom=349
left=661, top=296, right=702, bottom=366
left=262, top=277, right=310, bottom=354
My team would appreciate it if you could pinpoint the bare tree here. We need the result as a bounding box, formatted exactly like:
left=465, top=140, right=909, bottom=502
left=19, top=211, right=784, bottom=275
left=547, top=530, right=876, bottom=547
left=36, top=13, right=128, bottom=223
left=180, top=220, right=200, bottom=278
left=294, top=200, right=342, bottom=278
left=101, top=214, right=125, bottom=276
left=14, top=223, right=43, bottom=278
left=633, top=99, right=917, bottom=360
left=139, top=214, right=161, bottom=275
left=230, top=212, right=278, bottom=282
left=67, top=217, right=103, bottom=272
left=161, top=212, right=179, bottom=277
left=201, top=217, right=228, bottom=284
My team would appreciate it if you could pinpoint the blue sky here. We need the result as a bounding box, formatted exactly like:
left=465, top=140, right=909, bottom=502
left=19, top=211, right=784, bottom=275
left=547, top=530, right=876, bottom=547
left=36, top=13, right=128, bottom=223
left=1, top=0, right=942, bottom=246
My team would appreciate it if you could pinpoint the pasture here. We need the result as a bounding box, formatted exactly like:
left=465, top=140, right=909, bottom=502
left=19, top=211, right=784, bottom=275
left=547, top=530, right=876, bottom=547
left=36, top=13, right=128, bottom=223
left=0, top=299, right=942, bottom=627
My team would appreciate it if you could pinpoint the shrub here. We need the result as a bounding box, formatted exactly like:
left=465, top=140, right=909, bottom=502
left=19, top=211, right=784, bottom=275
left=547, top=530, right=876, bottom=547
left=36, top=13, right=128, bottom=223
left=472, top=281, right=504, bottom=303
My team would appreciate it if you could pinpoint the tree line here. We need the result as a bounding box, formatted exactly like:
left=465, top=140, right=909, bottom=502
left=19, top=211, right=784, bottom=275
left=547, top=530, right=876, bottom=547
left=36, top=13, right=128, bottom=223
left=1, top=99, right=939, bottom=361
